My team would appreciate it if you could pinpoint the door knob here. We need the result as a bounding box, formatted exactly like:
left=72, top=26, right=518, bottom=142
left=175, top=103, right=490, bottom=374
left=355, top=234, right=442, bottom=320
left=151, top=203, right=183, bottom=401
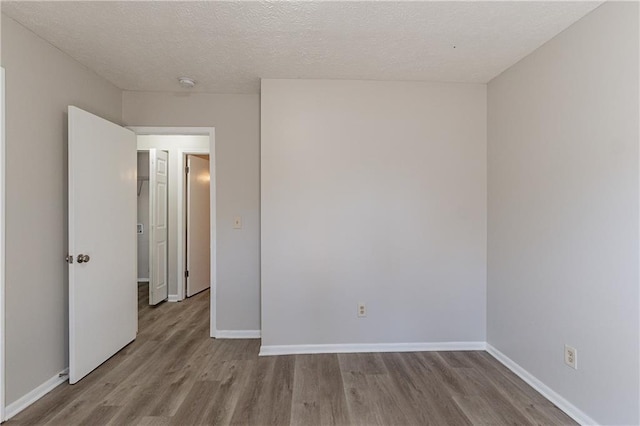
left=77, top=254, right=90, bottom=263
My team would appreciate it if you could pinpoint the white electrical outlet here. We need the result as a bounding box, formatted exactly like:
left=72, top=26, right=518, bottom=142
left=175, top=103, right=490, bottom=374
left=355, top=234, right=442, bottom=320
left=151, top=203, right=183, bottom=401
left=564, top=345, right=577, bottom=369
left=357, top=303, right=367, bottom=318
left=233, top=216, right=242, bottom=229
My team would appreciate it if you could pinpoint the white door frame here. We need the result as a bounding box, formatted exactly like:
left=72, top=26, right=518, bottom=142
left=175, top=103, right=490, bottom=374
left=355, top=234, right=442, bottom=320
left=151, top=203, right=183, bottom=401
left=129, top=127, right=216, bottom=337
left=1, top=66, right=6, bottom=422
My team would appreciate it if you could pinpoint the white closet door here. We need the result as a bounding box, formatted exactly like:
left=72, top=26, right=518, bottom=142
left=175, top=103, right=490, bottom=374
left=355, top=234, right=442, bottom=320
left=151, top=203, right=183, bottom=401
left=149, top=149, right=168, bottom=305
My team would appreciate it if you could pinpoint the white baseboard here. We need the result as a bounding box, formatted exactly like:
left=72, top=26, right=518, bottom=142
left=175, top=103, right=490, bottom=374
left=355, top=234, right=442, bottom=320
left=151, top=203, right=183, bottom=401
left=486, top=344, right=597, bottom=426
left=137, top=278, right=149, bottom=283
left=167, top=295, right=180, bottom=302
left=215, top=330, right=261, bottom=339
left=5, top=369, right=69, bottom=421
left=259, top=341, right=486, bottom=356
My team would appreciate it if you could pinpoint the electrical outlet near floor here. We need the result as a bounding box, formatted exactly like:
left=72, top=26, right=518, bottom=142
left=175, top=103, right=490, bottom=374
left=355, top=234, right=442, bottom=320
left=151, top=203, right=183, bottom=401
left=233, top=216, right=242, bottom=229
left=564, top=344, right=577, bottom=369
left=357, top=303, right=367, bottom=318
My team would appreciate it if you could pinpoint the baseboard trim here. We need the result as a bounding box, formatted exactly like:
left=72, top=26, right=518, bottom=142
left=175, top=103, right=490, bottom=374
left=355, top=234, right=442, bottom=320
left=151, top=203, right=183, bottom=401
left=5, top=369, right=69, bottom=421
left=215, top=330, right=261, bottom=339
left=167, top=295, right=180, bottom=302
left=259, top=341, right=486, bottom=356
left=486, top=344, right=597, bottom=426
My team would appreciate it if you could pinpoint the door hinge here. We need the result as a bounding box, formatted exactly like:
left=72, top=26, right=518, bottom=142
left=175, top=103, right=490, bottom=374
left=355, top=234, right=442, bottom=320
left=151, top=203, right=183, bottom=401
left=185, top=270, right=189, bottom=278
left=65, top=254, right=74, bottom=264
left=185, top=166, right=190, bottom=174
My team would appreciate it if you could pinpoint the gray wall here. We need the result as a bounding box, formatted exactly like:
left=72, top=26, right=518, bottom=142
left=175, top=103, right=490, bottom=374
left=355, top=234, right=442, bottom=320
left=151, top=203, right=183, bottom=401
left=137, top=152, right=150, bottom=280
left=3, top=3, right=639, bottom=421
left=123, top=91, right=261, bottom=332
left=487, top=3, right=639, bottom=424
left=261, top=79, right=487, bottom=346
left=1, top=15, right=122, bottom=404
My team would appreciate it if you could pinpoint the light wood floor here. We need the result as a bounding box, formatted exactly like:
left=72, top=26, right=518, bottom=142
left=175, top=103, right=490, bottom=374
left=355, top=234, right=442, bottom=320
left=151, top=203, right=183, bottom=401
left=7, top=283, right=576, bottom=425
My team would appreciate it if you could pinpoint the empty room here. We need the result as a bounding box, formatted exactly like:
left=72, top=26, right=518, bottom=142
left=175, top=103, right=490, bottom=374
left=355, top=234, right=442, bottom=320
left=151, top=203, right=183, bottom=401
left=0, top=1, right=638, bottom=425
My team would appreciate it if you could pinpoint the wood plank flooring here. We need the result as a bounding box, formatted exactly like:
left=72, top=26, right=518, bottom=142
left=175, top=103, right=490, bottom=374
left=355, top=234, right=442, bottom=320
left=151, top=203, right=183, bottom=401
left=6, top=283, right=576, bottom=425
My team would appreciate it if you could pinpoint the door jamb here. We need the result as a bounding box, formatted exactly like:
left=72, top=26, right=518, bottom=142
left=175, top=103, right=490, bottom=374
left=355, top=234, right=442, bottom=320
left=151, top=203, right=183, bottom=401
left=1, top=66, right=6, bottom=422
left=128, top=127, right=217, bottom=338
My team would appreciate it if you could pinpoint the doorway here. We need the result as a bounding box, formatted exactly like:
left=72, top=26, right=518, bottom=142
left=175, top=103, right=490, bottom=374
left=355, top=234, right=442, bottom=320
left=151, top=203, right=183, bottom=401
left=64, top=111, right=216, bottom=387
left=185, top=154, right=211, bottom=298
left=130, top=128, right=217, bottom=338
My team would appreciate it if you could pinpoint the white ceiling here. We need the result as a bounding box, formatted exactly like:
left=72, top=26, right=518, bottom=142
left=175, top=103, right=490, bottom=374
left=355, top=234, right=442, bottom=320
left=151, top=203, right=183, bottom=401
left=2, top=1, right=602, bottom=94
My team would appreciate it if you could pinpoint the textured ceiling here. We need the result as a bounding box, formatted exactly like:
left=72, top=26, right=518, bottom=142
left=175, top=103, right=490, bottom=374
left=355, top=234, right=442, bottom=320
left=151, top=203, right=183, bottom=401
left=2, top=1, right=602, bottom=94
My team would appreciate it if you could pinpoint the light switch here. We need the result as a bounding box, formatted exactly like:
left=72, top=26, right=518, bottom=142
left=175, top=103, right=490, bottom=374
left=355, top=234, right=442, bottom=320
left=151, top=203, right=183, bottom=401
left=233, top=216, right=242, bottom=229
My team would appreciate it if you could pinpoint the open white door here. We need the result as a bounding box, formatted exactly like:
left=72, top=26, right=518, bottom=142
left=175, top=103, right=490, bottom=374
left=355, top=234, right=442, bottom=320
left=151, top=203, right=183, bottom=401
left=68, top=106, right=137, bottom=384
left=149, top=149, right=168, bottom=305
left=186, top=155, right=210, bottom=297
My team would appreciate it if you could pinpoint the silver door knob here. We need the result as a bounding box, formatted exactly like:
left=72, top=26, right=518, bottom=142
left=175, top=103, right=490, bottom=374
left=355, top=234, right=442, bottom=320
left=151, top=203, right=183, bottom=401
left=77, top=254, right=90, bottom=263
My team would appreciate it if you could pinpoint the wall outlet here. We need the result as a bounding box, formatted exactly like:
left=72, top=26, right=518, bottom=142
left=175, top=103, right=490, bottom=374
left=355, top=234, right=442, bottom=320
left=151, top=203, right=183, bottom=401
left=233, top=216, right=242, bottom=229
left=564, top=344, right=577, bottom=369
left=357, top=303, right=366, bottom=318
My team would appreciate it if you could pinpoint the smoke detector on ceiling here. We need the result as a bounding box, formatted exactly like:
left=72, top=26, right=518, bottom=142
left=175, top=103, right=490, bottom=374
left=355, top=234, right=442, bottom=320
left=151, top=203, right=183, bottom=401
left=178, top=77, right=196, bottom=89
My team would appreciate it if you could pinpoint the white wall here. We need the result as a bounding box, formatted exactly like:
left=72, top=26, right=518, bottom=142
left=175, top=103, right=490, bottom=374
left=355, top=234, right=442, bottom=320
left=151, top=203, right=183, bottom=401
left=487, top=3, right=639, bottom=425
left=1, top=15, right=122, bottom=405
left=261, top=79, right=486, bottom=347
left=123, top=92, right=260, bottom=332
left=136, top=135, right=209, bottom=297
left=137, top=152, right=150, bottom=281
